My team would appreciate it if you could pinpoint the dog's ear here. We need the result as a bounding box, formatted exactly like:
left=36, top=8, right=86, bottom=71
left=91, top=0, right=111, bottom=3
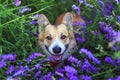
left=62, top=12, right=73, bottom=27
left=62, top=13, right=74, bottom=39
left=37, top=14, right=50, bottom=31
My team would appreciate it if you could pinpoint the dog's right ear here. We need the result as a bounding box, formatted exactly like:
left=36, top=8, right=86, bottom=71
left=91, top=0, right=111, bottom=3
left=37, top=14, right=50, bottom=32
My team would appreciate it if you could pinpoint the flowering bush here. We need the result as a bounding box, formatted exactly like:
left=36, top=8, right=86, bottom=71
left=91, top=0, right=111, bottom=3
left=1, top=0, right=120, bottom=80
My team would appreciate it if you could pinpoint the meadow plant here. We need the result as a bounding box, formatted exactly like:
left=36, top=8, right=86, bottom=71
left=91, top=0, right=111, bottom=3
left=1, top=0, right=120, bottom=80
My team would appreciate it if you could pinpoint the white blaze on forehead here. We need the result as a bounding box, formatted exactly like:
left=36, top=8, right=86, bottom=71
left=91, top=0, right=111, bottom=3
left=48, top=38, right=65, bottom=55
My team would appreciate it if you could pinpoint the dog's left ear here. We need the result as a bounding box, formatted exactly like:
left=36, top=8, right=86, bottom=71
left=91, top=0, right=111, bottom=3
left=62, top=13, right=74, bottom=39
left=37, top=14, right=50, bottom=32
left=62, top=12, right=73, bottom=27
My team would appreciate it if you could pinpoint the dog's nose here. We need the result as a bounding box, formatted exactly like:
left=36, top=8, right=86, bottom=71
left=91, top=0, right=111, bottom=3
left=53, top=46, right=61, bottom=54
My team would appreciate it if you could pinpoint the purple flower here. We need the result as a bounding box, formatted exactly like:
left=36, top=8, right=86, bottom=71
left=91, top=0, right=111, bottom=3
left=117, top=16, right=120, bottom=22
left=35, top=63, right=42, bottom=68
left=59, top=78, right=64, bottom=80
left=41, top=72, right=53, bottom=80
left=108, top=78, right=114, bottom=80
left=64, top=65, right=77, bottom=75
left=6, top=65, right=15, bottom=75
left=116, top=76, right=120, bottom=80
left=68, top=56, right=82, bottom=66
left=7, top=77, right=21, bottom=80
left=31, top=14, right=40, bottom=25
left=81, top=59, right=97, bottom=73
left=74, top=21, right=86, bottom=27
left=26, top=52, right=45, bottom=63
left=78, top=0, right=84, bottom=4
left=72, top=5, right=80, bottom=15
left=12, top=65, right=29, bottom=77
left=32, top=63, right=42, bottom=70
left=19, top=6, right=31, bottom=14
left=99, top=22, right=107, bottom=33
left=55, top=68, right=65, bottom=77
left=78, top=0, right=94, bottom=8
left=93, top=31, right=101, bottom=38
left=105, top=56, right=115, bottom=65
left=108, top=31, right=120, bottom=48
left=64, top=65, right=78, bottom=80
left=0, top=61, right=6, bottom=68
left=76, top=37, right=86, bottom=43
left=79, top=48, right=101, bottom=64
left=1, top=54, right=16, bottom=61
left=14, top=0, right=21, bottom=6
left=80, top=74, right=92, bottom=80
left=104, top=27, right=117, bottom=41
left=99, top=0, right=114, bottom=17
left=115, top=58, right=120, bottom=65
left=34, top=71, right=41, bottom=78
left=83, top=0, right=94, bottom=8
left=31, top=20, right=37, bottom=25
left=69, top=76, right=79, bottom=80
left=108, top=75, right=120, bottom=80
left=98, top=0, right=105, bottom=7
left=99, top=22, right=120, bottom=50
left=114, top=0, right=120, bottom=5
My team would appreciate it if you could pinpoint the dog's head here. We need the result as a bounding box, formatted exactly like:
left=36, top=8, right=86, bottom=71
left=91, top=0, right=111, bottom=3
left=37, top=13, right=76, bottom=62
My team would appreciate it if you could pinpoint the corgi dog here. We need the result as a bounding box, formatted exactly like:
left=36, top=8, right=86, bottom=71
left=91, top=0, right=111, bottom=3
left=37, top=12, right=84, bottom=66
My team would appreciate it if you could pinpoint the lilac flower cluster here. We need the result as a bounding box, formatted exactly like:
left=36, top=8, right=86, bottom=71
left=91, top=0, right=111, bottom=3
left=105, top=56, right=120, bottom=67
left=26, top=52, right=45, bottom=63
left=14, top=0, right=21, bottom=6
left=72, top=4, right=80, bottom=15
left=0, top=52, right=119, bottom=80
left=79, top=48, right=101, bottom=64
left=108, top=75, right=120, bottom=80
left=78, top=0, right=94, bottom=8
left=105, top=56, right=115, bottom=66
left=80, top=74, right=92, bottom=80
left=73, top=21, right=86, bottom=27
left=1, top=54, right=16, bottom=61
left=99, top=22, right=120, bottom=50
left=64, top=65, right=79, bottom=80
left=98, top=0, right=114, bottom=17
left=81, top=59, right=97, bottom=73
left=6, top=65, right=15, bottom=75
left=0, top=54, right=16, bottom=68
left=68, top=56, right=82, bottom=66
left=19, top=6, right=31, bottom=14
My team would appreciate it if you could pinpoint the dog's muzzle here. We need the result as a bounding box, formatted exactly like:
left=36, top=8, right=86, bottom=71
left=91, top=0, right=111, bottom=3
left=45, top=44, right=69, bottom=61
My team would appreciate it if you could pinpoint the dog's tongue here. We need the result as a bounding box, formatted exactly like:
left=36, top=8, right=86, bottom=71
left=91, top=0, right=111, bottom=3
left=52, top=55, right=62, bottom=61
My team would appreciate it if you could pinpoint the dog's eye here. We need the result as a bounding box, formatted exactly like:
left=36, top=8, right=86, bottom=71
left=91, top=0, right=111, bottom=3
left=46, top=36, right=52, bottom=40
left=61, top=35, right=66, bottom=39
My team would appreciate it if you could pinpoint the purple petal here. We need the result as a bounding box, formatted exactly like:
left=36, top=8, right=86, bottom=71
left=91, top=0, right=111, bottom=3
left=80, top=74, right=92, bottom=80
left=79, top=48, right=101, bottom=64
left=0, top=61, right=7, bottom=68
left=64, top=65, right=77, bottom=75
left=117, top=16, right=120, bottom=22
left=68, top=56, right=82, bottom=66
left=105, top=56, right=115, bottom=65
left=6, top=65, right=15, bottom=75
left=26, top=52, right=45, bottom=63
left=14, top=0, right=21, bottom=6
left=72, top=4, right=80, bottom=15
left=1, top=54, right=16, bottom=61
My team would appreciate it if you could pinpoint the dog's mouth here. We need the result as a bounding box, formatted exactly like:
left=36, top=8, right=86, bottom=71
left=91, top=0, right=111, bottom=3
left=45, top=44, right=69, bottom=61
left=52, top=55, right=62, bottom=61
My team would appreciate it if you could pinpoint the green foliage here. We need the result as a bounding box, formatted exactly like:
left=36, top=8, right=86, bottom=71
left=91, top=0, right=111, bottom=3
left=0, top=0, right=120, bottom=80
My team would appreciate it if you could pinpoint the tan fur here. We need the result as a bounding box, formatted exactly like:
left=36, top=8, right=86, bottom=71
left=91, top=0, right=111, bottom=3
left=37, top=12, right=84, bottom=65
